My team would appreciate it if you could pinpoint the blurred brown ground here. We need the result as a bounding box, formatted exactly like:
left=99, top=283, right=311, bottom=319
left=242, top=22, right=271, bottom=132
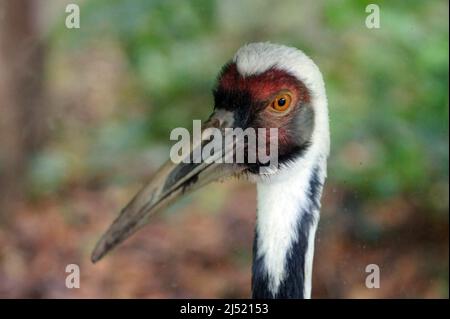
left=0, top=180, right=447, bottom=298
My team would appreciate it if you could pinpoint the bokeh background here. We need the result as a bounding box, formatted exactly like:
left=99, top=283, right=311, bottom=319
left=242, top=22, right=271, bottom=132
left=0, top=0, right=448, bottom=298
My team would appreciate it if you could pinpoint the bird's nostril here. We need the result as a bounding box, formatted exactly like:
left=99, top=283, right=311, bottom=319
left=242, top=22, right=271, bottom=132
left=210, top=118, right=220, bottom=128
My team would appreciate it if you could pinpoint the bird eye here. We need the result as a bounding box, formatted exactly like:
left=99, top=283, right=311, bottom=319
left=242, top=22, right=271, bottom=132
left=270, top=93, right=292, bottom=112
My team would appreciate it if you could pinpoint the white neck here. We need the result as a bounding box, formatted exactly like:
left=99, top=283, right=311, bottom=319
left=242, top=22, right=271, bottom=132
left=252, top=80, right=329, bottom=298
left=253, top=152, right=327, bottom=298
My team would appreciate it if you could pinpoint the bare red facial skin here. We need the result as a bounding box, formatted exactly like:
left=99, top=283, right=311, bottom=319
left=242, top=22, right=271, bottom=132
left=217, top=63, right=310, bottom=107
left=215, top=63, right=312, bottom=166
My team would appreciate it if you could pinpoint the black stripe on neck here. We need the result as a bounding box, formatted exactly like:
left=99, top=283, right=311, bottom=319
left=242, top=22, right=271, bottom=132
left=252, top=165, right=322, bottom=299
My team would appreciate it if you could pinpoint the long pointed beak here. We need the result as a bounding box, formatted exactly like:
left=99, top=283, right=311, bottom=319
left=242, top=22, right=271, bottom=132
left=91, top=111, right=243, bottom=263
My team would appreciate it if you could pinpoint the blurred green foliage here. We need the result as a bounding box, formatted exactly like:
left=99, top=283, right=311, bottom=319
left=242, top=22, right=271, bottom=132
left=38, top=0, right=448, bottom=214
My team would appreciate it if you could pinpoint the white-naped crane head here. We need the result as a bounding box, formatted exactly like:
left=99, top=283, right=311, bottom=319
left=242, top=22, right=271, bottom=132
left=92, top=42, right=330, bottom=299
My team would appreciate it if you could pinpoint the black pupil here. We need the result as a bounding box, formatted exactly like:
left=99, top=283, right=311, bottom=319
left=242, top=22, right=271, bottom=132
left=277, top=98, right=286, bottom=106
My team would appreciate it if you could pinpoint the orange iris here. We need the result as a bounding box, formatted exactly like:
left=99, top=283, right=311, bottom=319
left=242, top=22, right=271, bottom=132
left=271, top=93, right=292, bottom=112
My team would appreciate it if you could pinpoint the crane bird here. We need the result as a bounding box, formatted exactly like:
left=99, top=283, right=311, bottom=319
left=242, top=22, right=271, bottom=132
left=91, top=42, right=330, bottom=299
